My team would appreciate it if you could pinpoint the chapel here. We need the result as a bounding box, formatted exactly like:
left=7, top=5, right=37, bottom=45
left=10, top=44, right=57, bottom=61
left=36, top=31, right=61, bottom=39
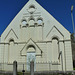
left=0, top=0, right=73, bottom=71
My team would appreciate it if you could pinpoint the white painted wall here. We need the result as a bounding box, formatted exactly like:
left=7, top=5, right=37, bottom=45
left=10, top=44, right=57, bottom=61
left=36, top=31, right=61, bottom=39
left=0, top=0, right=73, bottom=71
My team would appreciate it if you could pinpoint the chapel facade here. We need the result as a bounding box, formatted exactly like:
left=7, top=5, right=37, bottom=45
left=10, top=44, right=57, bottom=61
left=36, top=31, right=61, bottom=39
left=0, top=0, right=73, bottom=71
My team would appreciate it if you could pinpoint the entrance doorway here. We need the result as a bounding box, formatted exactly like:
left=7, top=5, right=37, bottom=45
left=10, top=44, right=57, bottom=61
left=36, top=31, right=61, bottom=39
left=27, top=52, right=36, bottom=71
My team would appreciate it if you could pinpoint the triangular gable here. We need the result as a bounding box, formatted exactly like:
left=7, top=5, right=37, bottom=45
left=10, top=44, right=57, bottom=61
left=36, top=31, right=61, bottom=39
left=4, top=29, right=18, bottom=41
left=20, top=38, right=42, bottom=56
left=1, top=0, right=70, bottom=41
left=46, top=26, right=64, bottom=40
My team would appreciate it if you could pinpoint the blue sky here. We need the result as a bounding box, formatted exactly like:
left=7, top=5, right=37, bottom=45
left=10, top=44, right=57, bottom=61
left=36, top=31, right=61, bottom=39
left=0, top=0, right=75, bottom=36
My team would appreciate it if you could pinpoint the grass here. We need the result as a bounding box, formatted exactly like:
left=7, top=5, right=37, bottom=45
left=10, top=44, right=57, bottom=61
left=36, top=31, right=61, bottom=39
left=18, top=72, right=22, bottom=75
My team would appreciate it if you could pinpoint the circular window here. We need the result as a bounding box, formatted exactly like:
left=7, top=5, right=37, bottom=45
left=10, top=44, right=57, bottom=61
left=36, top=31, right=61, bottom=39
left=29, top=5, right=35, bottom=9
left=22, top=20, right=27, bottom=27
left=28, top=5, right=36, bottom=14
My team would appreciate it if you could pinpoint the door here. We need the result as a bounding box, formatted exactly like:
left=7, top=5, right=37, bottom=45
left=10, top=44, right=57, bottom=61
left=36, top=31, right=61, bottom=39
left=27, top=52, right=36, bottom=71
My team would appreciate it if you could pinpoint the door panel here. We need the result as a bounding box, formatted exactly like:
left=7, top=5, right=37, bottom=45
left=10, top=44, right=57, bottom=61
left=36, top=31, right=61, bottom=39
left=27, top=52, right=36, bottom=71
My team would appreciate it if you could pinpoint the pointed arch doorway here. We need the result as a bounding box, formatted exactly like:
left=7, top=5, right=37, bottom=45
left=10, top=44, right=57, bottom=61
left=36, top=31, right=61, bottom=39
left=27, top=45, right=36, bottom=71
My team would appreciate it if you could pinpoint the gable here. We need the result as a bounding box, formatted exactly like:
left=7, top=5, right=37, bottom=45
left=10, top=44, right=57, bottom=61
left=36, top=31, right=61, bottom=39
left=1, top=0, right=71, bottom=41
left=20, top=39, right=42, bottom=56
left=4, top=29, right=18, bottom=42
left=46, top=26, right=64, bottom=41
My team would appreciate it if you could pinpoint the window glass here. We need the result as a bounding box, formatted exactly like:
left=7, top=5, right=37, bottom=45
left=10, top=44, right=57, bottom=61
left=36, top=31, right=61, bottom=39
left=22, top=20, right=26, bottom=25
left=38, top=19, right=42, bottom=25
left=22, top=20, right=27, bottom=27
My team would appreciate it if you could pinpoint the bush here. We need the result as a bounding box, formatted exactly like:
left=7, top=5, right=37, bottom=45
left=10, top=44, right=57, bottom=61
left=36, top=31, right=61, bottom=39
left=74, top=68, right=75, bottom=70
left=18, top=72, right=22, bottom=75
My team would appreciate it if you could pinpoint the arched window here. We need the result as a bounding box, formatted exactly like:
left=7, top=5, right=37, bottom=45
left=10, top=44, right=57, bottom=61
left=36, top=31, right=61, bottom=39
left=29, top=18, right=35, bottom=26
left=9, top=39, right=14, bottom=47
left=9, top=39, right=14, bottom=42
left=52, top=37, right=59, bottom=61
left=21, top=19, right=27, bottom=27
left=9, top=39, right=14, bottom=61
left=27, top=45, right=35, bottom=52
left=37, top=18, right=43, bottom=25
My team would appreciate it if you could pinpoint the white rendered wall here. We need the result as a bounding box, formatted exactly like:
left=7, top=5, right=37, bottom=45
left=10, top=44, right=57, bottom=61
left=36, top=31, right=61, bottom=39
left=64, top=41, right=73, bottom=71
left=0, top=0, right=73, bottom=71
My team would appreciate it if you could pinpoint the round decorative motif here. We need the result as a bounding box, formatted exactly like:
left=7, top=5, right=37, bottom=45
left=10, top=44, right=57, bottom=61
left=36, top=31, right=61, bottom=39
left=28, top=5, right=36, bottom=14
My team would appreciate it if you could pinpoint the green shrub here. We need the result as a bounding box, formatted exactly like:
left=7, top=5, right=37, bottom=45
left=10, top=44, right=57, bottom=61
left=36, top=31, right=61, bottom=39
left=17, top=72, right=22, bottom=75
left=18, top=72, right=30, bottom=75
left=74, top=68, right=75, bottom=70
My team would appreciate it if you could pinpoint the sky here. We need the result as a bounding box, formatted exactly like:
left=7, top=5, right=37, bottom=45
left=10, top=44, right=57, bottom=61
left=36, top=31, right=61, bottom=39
left=0, top=0, right=75, bottom=36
